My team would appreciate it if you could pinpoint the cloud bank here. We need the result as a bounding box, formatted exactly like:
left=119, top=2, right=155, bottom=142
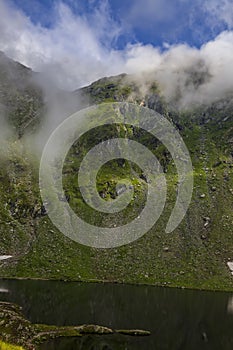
left=0, top=0, right=233, bottom=109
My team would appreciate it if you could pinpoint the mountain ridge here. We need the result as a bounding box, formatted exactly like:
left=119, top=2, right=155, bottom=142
left=0, top=53, right=232, bottom=291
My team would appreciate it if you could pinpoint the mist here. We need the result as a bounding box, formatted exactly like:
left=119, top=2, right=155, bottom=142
left=0, top=109, right=13, bottom=155
left=0, top=0, right=233, bottom=148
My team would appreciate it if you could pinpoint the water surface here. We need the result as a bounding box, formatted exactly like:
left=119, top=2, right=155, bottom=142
left=1, top=279, right=233, bottom=349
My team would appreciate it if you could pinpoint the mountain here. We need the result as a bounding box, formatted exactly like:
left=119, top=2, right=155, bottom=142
left=0, top=53, right=232, bottom=291
left=0, top=51, right=44, bottom=137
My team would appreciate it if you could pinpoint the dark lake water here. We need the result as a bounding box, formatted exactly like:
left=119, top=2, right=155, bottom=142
left=1, top=279, right=233, bottom=349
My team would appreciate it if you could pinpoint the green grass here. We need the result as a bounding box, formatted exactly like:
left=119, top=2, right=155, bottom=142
left=0, top=73, right=233, bottom=291
left=0, top=341, right=24, bottom=350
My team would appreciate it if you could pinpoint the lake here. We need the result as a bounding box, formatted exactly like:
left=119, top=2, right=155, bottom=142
left=1, top=279, right=233, bottom=349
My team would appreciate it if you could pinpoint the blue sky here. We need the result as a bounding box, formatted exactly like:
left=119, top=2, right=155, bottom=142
left=10, top=0, right=231, bottom=49
left=1, top=0, right=233, bottom=102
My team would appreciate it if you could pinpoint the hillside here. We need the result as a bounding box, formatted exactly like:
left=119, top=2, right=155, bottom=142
left=0, top=53, right=232, bottom=291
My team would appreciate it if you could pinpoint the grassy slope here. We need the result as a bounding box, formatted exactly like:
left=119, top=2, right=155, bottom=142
left=0, top=341, right=24, bottom=350
left=0, top=61, right=232, bottom=290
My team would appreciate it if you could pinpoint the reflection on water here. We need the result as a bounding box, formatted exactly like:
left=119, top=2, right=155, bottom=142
left=1, top=279, right=233, bottom=350
left=227, top=295, right=233, bottom=314
left=41, top=334, right=145, bottom=350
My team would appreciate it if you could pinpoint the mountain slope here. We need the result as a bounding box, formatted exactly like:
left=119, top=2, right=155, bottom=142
left=0, top=52, right=43, bottom=137
left=0, top=54, right=232, bottom=291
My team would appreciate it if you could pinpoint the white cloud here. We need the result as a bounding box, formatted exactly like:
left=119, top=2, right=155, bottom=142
left=0, top=0, right=233, bottom=110
left=0, top=0, right=124, bottom=89
left=203, top=0, right=233, bottom=29
left=125, top=0, right=176, bottom=26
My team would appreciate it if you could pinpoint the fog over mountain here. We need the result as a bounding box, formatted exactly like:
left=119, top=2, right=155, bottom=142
left=0, top=26, right=232, bottom=293
left=0, top=0, right=233, bottom=111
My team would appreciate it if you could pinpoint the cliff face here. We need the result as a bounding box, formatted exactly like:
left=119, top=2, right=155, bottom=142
left=0, top=53, right=232, bottom=290
left=0, top=51, right=43, bottom=137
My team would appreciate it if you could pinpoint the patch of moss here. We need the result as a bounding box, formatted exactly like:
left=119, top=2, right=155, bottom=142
left=0, top=341, right=24, bottom=350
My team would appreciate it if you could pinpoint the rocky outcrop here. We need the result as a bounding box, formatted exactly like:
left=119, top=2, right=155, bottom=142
left=0, top=302, right=150, bottom=350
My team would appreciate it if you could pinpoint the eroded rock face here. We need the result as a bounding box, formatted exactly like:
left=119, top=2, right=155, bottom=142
left=0, top=52, right=43, bottom=138
left=0, top=302, right=36, bottom=349
left=77, top=324, right=113, bottom=334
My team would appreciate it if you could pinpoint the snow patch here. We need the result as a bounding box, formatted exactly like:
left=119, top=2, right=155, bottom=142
left=227, top=262, right=233, bottom=275
left=0, top=255, right=12, bottom=261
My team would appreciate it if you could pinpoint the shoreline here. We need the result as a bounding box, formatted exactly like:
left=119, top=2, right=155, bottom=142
left=0, top=301, right=150, bottom=350
left=1, top=275, right=233, bottom=293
